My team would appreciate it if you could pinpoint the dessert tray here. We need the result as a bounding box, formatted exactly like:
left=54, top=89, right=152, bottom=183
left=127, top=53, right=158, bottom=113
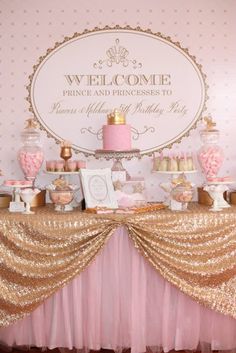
left=45, top=171, right=81, bottom=175
left=153, top=170, right=197, bottom=174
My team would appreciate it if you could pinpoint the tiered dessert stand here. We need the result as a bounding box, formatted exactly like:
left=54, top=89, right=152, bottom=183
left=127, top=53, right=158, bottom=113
left=45, top=143, right=82, bottom=211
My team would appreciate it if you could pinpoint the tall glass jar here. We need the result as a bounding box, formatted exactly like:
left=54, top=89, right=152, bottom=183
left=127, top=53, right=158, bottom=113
left=18, top=119, right=44, bottom=184
left=197, top=128, right=224, bottom=180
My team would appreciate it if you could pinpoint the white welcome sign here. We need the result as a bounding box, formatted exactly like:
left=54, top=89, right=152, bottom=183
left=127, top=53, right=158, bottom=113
left=28, top=27, right=207, bottom=155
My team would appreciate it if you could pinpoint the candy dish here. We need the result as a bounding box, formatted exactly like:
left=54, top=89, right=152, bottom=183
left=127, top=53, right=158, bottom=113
left=47, top=177, right=79, bottom=212
left=48, top=189, right=75, bottom=212
left=19, top=188, right=41, bottom=214
left=171, top=185, right=194, bottom=211
left=168, top=174, right=195, bottom=211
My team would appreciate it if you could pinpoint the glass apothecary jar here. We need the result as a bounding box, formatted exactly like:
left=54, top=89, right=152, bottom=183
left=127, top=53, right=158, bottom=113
left=197, top=118, right=224, bottom=180
left=18, top=119, right=44, bottom=184
left=171, top=184, right=194, bottom=211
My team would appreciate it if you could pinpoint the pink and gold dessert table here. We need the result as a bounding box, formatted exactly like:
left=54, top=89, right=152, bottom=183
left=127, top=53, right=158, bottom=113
left=0, top=204, right=235, bottom=352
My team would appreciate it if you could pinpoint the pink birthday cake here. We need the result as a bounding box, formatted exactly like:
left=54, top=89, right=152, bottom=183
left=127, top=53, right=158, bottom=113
left=102, top=109, right=131, bottom=151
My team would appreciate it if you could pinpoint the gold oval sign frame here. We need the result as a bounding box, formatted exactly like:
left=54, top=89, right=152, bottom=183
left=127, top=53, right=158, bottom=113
left=27, top=26, right=208, bottom=156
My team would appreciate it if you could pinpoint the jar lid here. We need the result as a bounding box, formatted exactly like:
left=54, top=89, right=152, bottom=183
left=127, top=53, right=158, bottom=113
left=21, top=118, right=40, bottom=141
left=201, top=116, right=219, bottom=133
left=200, top=129, right=220, bottom=136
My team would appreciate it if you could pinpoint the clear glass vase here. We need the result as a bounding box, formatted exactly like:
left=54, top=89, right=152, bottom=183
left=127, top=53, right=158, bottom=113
left=171, top=184, right=194, bottom=211
left=197, top=129, right=224, bottom=180
left=18, top=119, right=44, bottom=185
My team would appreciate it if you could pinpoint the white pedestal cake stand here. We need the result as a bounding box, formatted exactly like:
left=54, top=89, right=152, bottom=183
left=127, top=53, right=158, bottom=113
left=6, top=184, right=27, bottom=212
left=95, top=149, right=141, bottom=180
left=204, top=181, right=235, bottom=211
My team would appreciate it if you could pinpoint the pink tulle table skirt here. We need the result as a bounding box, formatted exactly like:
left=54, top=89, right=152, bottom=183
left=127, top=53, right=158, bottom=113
left=0, top=227, right=235, bottom=353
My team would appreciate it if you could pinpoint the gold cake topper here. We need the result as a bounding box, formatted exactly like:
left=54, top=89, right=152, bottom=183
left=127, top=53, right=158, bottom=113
left=107, top=109, right=126, bottom=125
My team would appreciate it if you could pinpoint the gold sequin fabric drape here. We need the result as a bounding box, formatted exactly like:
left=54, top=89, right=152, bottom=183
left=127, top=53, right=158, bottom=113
left=0, top=204, right=236, bottom=327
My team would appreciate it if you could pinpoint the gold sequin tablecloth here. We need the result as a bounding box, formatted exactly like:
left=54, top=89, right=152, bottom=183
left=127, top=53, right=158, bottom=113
left=0, top=203, right=236, bottom=327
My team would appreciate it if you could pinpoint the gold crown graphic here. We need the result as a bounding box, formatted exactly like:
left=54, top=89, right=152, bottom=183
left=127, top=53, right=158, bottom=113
left=94, top=39, right=142, bottom=69
left=107, top=109, right=126, bottom=125
left=106, top=39, right=129, bottom=65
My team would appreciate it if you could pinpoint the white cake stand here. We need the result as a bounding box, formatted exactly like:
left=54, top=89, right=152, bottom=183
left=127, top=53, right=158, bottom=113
left=5, top=184, right=31, bottom=212
left=95, top=149, right=141, bottom=180
left=5, top=184, right=30, bottom=202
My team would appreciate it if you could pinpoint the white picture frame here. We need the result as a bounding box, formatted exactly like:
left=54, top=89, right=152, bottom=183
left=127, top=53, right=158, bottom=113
left=80, top=168, right=118, bottom=209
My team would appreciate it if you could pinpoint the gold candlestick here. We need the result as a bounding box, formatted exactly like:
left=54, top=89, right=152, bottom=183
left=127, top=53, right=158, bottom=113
left=60, top=141, right=72, bottom=171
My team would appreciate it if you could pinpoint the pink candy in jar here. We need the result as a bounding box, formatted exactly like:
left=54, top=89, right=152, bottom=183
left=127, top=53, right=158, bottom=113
left=198, top=145, right=224, bottom=178
left=197, top=120, right=224, bottom=179
left=18, top=118, right=44, bottom=182
left=18, top=150, right=44, bottom=179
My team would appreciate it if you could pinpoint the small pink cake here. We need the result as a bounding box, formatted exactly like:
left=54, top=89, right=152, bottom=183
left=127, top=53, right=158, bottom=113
left=103, top=124, right=131, bottom=151
left=102, top=109, right=132, bottom=151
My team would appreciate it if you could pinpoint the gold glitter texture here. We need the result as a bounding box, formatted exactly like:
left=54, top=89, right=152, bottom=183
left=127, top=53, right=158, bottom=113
left=0, top=203, right=236, bottom=327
